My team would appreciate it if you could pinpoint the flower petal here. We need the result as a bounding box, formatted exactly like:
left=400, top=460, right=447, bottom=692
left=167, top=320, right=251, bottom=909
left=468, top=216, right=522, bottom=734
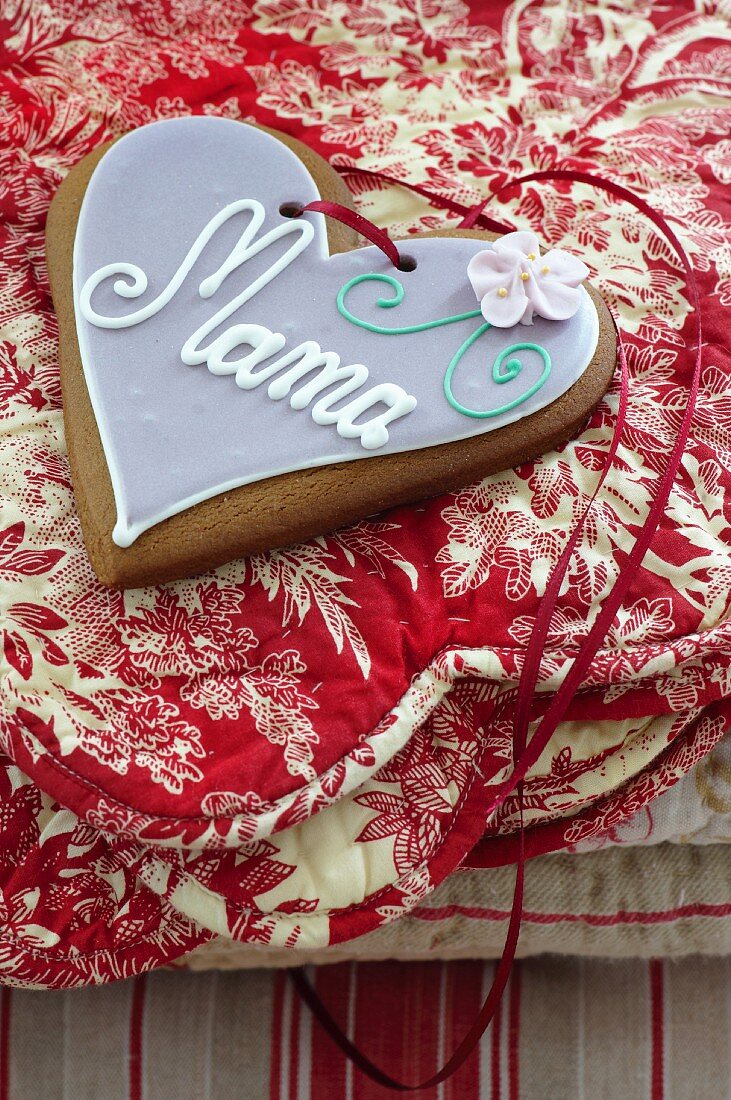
left=479, top=269, right=528, bottom=327
left=467, top=248, right=519, bottom=301
left=493, top=230, right=541, bottom=258
left=527, top=275, right=583, bottom=321
left=540, top=249, right=590, bottom=286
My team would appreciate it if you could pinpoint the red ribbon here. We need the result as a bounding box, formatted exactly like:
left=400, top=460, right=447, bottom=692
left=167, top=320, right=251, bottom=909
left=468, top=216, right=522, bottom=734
left=300, top=199, right=404, bottom=268
left=332, top=162, right=517, bottom=235
left=292, top=166, right=702, bottom=1090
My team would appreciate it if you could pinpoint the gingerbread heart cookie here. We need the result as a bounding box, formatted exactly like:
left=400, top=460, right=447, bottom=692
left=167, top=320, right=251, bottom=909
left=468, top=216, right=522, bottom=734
left=46, top=117, right=616, bottom=586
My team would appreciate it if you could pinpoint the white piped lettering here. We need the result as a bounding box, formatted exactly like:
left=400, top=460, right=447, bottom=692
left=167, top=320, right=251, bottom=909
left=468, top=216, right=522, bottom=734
left=79, top=200, right=417, bottom=449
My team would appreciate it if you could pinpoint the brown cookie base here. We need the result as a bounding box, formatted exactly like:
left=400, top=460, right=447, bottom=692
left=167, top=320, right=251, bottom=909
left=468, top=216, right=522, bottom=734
left=46, top=125, right=616, bottom=588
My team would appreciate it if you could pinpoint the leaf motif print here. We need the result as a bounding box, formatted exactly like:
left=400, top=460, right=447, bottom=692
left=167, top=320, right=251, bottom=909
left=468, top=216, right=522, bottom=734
left=249, top=543, right=373, bottom=676
left=438, top=483, right=564, bottom=600
left=0, top=771, right=41, bottom=872
left=3, top=598, right=68, bottom=682
left=77, top=695, right=206, bottom=794
left=354, top=787, right=444, bottom=874
left=122, top=584, right=254, bottom=678
left=181, top=650, right=321, bottom=781
left=4, top=633, right=33, bottom=680
left=0, top=885, right=60, bottom=948
left=253, top=0, right=339, bottom=37
left=335, top=522, right=418, bottom=590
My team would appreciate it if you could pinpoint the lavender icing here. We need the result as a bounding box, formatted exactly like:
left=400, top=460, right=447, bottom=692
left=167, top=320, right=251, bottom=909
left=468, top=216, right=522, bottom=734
left=72, top=117, right=600, bottom=547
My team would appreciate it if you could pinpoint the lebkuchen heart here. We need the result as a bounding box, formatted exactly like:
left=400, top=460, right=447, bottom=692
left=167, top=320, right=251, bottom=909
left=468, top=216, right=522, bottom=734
left=46, top=117, right=616, bottom=587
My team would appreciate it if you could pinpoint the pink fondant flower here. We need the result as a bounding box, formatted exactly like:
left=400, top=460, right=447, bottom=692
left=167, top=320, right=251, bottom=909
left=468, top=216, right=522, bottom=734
left=467, top=230, right=590, bottom=328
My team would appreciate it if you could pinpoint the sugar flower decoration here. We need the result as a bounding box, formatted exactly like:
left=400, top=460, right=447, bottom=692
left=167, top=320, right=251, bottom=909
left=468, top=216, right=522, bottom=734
left=467, top=231, right=590, bottom=328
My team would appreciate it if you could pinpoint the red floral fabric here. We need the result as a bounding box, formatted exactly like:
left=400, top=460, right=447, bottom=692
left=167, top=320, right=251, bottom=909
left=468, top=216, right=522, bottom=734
left=0, top=753, right=206, bottom=988
left=1, top=0, right=730, bottom=983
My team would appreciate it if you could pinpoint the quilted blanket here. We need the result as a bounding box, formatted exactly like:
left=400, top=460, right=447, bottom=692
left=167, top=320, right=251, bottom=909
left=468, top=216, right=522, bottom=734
left=1, top=0, right=730, bottom=986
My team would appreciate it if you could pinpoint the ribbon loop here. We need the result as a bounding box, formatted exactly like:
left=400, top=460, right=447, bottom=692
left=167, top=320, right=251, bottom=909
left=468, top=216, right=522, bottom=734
left=293, top=165, right=702, bottom=1092
left=300, top=199, right=403, bottom=269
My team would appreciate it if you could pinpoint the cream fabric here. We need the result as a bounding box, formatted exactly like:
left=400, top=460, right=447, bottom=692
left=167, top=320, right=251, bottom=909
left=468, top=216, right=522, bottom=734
left=182, top=842, right=731, bottom=966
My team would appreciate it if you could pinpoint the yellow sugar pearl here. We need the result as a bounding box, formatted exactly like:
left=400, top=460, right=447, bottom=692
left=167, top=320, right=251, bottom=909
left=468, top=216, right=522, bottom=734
left=541, top=264, right=550, bottom=275
left=497, top=287, right=508, bottom=298
left=527, top=252, right=537, bottom=260
left=521, top=271, right=530, bottom=281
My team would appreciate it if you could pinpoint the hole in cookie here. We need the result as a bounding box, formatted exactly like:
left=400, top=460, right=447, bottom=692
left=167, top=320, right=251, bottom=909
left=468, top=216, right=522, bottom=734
left=397, top=254, right=417, bottom=272
left=279, top=202, right=305, bottom=218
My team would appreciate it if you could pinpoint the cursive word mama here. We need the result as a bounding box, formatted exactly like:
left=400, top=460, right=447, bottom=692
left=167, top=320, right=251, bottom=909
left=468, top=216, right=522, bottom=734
left=78, top=200, right=417, bottom=450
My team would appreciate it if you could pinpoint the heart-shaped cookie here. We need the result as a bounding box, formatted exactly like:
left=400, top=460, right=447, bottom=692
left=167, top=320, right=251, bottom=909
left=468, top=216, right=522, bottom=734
left=46, top=117, right=615, bottom=586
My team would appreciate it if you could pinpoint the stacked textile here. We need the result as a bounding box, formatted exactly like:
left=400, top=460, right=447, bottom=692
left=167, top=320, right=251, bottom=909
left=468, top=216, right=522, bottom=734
left=1, top=0, right=730, bottom=989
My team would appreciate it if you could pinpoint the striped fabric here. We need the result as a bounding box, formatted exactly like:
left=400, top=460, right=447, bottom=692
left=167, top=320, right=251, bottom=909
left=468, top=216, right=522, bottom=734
left=2, top=959, right=730, bottom=1099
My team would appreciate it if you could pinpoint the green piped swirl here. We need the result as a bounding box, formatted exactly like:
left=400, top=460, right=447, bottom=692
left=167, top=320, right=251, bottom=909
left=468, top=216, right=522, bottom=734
left=336, top=272, right=552, bottom=420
